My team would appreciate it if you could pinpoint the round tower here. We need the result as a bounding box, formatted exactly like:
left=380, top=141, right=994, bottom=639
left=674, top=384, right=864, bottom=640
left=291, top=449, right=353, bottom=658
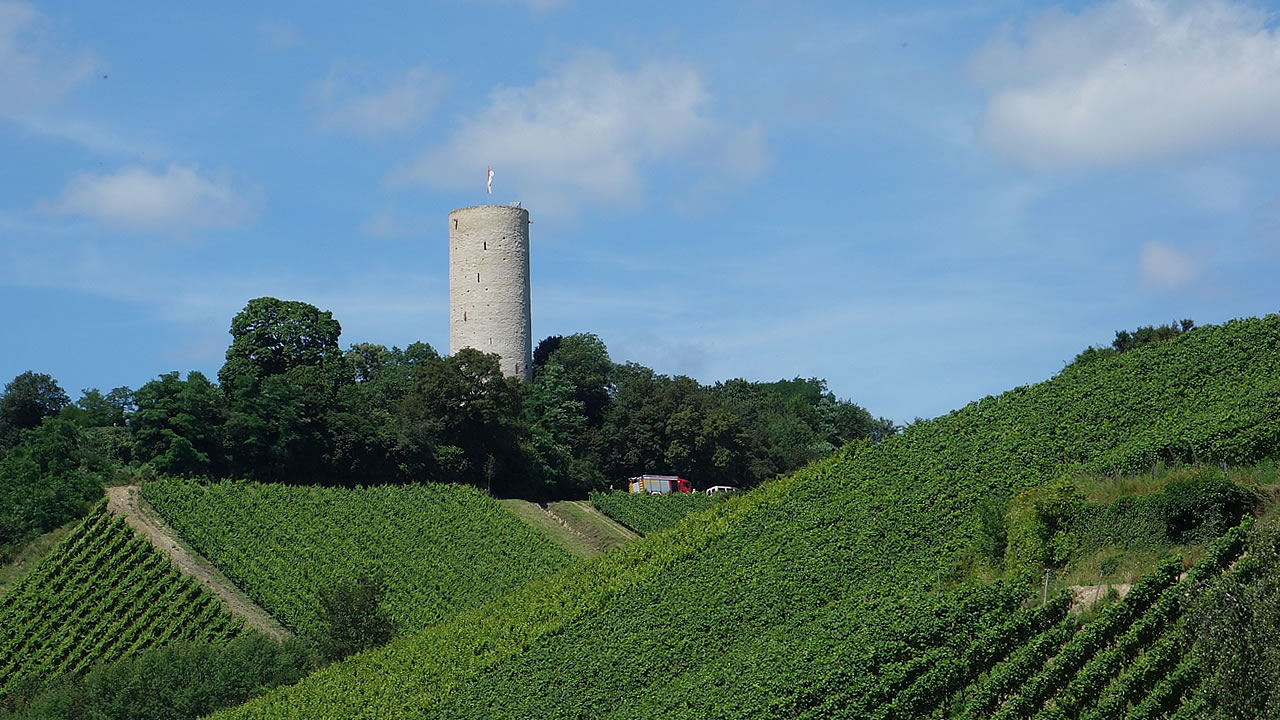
left=448, top=205, right=533, bottom=382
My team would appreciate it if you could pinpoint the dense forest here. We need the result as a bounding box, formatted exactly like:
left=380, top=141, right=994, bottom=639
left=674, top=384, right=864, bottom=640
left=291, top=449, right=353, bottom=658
left=0, top=296, right=893, bottom=556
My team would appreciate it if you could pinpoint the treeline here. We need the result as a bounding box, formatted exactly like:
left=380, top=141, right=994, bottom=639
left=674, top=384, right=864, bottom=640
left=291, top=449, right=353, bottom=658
left=1072, top=319, right=1196, bottom=366
left=0, top=297, right=892, bottom=552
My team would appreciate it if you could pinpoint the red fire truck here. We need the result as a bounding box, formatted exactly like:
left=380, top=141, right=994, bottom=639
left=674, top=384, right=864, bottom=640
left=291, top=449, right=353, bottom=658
left=627, top=475, right=692, bottom=495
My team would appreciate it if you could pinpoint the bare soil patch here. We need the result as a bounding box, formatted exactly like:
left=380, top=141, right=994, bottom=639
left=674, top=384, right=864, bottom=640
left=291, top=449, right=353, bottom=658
left=105, top=485, right=290, bottom=640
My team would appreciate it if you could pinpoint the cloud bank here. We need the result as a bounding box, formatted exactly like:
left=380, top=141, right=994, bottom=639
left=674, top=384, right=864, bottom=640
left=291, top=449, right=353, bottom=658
left=0, top=0, right=95, bottom=118
left=43, top=164, right=260, bottom=232
left=392, top=53, right=766, bottom=216
left=972, top=0, right=1280, bottom=170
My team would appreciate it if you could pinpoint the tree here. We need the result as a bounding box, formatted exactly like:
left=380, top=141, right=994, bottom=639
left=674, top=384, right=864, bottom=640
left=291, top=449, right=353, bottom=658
left=312, top=574, right=398, bottom=662
left=218, top=298, right=349, bottom=482
left=1073, top=319, right=1196, bottom=366
left=0, top=417, right=106, bottom=551
left=532, top=335, right=563, bottom=376
left=393, top=348, right=524, bottom=491
left=0, top=372, right=70, bottom=451
left=218, top=297, right=345, bottom=390
left=545, top=333, right=612, bottom=424
left=61, top=387, right=132, bottom=428
left=132, top=372, right=227, bottom=477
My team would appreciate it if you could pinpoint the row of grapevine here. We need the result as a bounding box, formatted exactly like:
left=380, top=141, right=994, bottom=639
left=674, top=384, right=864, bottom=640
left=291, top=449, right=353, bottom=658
left=941, top=518, right=1252, bottom=719
left=589, top=490, right=726, bottom=535
left=142, top=479, right=575, bottom=637
left=0, top=501, right=244, bottom=695
left=216, top=314, right=1280, bottom=718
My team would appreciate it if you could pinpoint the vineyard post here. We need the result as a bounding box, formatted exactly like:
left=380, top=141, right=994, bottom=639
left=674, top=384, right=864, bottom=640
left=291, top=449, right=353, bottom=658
left=1042, top=569, right=1050, bottom=606
left=1093, top=568, right=1103, bottom=606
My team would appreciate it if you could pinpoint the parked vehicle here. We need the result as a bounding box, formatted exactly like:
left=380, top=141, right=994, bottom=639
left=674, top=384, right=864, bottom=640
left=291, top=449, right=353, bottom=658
left=627, top=475, right=692, bottom=495
left=705, top=485, right=738, bottom=495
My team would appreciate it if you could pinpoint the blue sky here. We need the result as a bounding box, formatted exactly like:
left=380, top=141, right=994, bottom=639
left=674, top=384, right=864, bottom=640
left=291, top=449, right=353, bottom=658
left=2, top=0, right=1279, bottom=424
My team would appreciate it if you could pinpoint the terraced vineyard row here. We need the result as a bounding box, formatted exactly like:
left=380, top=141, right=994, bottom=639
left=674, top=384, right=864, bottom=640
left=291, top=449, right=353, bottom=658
left=142, top=479, right=575, bottom=637
left=0, top=502, right=244, bottom=696
left=940, top=518, right=1253, bottom=719
left=589, top=490, right=725, bottom=535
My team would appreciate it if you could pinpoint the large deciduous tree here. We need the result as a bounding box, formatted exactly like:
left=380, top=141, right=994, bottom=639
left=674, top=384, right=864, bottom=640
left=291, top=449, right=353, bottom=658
left=218, top=298, right=350, bottom=483
left=0, top=371, right=71, bottom=451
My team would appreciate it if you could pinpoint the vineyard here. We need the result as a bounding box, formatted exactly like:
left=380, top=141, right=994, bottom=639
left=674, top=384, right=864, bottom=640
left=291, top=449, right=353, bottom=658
left=951, top=519, right=1252, bottom=719
left=0, top=502, right=244, bottom=696
left=214, top=313, right=1280, bottom=719
left=141, top=479, right=574, bottom=637
left=589, top=490, right=726, bottom=535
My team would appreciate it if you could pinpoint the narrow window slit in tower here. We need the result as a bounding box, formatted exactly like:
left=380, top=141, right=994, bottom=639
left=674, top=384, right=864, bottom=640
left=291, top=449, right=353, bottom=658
left=483, top=241, right=487, bottom=250
left=477, top=273, right=481, bottom=283
left=463, top=312, right=467, bottom=322
left=453, top=219, right=458, bottom=229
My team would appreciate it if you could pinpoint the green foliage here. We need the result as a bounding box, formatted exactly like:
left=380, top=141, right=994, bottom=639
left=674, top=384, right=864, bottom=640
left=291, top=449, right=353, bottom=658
left=1005, top=480, right=1085, bottom=576
left=1072, top=319, right=1195, bottom=366
left=0, top=417, right=111, bottom=551
left=142, top=478, right=573, bottom=637
left=0, top=372, right=69, bottom=452
left=589, top=490, right=726, bottom=535
left=218, top=297, right=350, bottom=483
left=59, top=387, right=132, bottom=430
left=312, top=574, right=398, bottom=663
left=0, top=502, right=245, bottom=696
left=214, top=313, right=1280, bottom=720
left=0, top=633, right=315, bottom=720
left=1185, top=522, right=1280, bottom=720
left=132, top=371, right=227, bottom=477
left=1063, top=469, right=1258, bottom=554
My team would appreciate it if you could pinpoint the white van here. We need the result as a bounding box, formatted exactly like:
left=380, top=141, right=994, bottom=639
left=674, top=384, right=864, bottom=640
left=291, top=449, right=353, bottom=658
left=705, top=485, right=738, bottom=495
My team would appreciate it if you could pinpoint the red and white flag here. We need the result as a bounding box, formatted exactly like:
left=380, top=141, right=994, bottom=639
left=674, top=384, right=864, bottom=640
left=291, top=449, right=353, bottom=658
left=487, top=167, right=494, bottom=195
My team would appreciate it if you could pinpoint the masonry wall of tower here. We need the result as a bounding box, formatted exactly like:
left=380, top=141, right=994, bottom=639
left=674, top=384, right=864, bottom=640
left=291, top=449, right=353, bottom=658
left=448, top=205, right=533, bottom=382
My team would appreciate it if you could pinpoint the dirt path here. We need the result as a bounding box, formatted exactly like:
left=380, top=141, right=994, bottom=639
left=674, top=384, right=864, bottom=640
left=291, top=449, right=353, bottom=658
left=1067, top=582, right=1132, bottom=612
left=105, top=486, right=290, bottom=640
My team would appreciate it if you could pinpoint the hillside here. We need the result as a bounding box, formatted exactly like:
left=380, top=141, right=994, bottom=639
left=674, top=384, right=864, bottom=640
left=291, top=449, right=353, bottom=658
left=216, top=314, right=1280, bottom=718
left=0, top=503, right=245, bottom=696
left=141, top=479, right=575, bottom=637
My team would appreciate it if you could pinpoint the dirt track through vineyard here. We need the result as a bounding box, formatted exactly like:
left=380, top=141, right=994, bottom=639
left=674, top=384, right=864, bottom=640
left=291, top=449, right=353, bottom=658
left=104, top=485, right=290, bottom=640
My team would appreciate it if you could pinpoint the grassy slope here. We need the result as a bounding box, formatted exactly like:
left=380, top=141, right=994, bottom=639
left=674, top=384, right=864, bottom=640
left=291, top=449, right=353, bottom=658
left=0, top=519, right=79, bottom=596
left=219, top=314, right=1280, bottom=719
left=142, top=480, right=575, bottom=637
left=496, top=499, right=603, bottom=559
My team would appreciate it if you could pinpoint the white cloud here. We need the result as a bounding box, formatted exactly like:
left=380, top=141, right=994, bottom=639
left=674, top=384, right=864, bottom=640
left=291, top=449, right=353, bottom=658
left=972, top=0, right=1280, bottom=170
left=391, top=53, right=766, bottom=216
left=1138, top=241, right=1199, bottom=290
left=312, top=62, right=445, bottom=136
left=41, top=164, right=260, bottom=232
left=0, top=0, right=95, bottom=118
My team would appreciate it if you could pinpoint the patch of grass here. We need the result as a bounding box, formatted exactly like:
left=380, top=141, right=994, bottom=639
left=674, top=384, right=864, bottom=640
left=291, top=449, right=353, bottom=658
left=497, top=499, right=601, bottom=559
left=0, top=519, right=79, bottom=595
left=545, top=501, right=636, bottom=553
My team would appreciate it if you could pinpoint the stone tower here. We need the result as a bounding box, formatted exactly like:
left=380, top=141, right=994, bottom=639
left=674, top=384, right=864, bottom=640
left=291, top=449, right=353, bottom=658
left=448, top=205, right=533, bottom=382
